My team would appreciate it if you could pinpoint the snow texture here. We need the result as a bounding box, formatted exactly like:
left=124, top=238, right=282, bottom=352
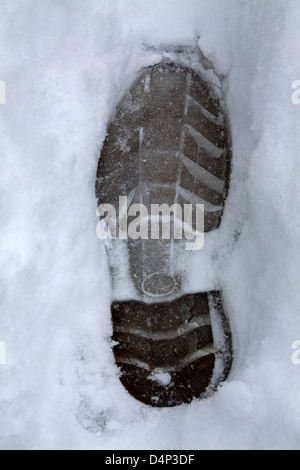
left=0, top=0, right=300, bottom=450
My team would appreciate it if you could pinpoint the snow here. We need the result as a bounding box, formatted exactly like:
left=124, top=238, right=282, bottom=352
left=0, top=0, right=300, bottom=450
left=148, top=372, right=172, bottom=387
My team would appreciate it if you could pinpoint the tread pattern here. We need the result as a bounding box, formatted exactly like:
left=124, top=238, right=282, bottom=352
left=112, top=292, right=232, bottom=407
left=96, top=63, right=231, bottom=232
left=96, top=58, right=232, bottom=406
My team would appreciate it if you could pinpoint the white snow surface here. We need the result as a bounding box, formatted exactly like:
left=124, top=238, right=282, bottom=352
left=0, top=0, right=300, bottom=450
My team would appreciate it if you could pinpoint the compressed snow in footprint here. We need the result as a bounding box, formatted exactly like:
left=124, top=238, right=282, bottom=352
left=148, top=372, right=172, bottom=387
left=0, top=0, right=299, bottom=450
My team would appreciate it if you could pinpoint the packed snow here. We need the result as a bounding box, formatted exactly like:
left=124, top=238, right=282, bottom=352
left=0, top=0, right=300, bottom=450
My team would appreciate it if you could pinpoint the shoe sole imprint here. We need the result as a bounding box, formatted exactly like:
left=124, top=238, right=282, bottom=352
left=96, top=51, right=232, bottom=406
